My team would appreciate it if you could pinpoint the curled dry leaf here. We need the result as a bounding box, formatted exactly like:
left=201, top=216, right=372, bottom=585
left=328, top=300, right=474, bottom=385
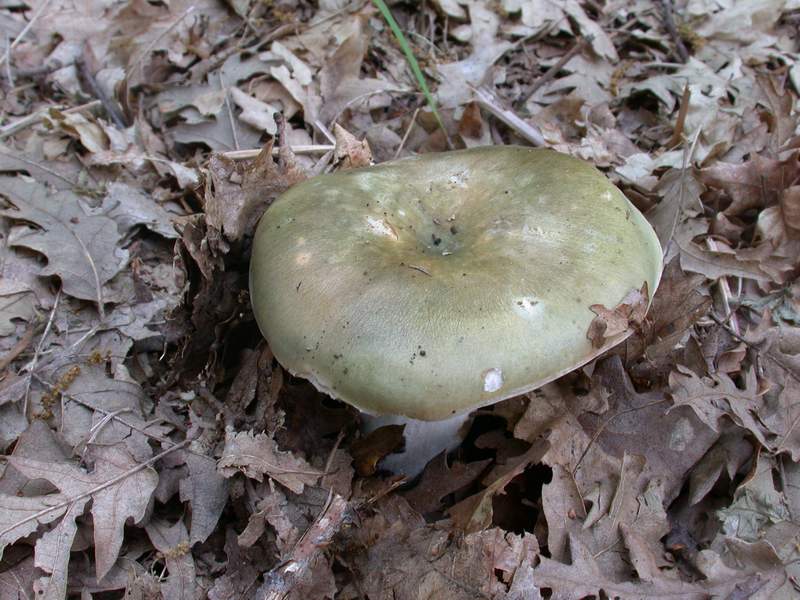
left=350, top=424, right=405, bottom=476
left=332, top=123, right=373, bottom=169
left=205, top=140, right=307, bottom=242
left=587, top=282, right=649, bottom=349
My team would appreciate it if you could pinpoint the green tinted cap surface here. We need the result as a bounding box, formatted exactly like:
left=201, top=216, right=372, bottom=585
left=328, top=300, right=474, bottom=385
left=250, top=146, right=662, bottom=420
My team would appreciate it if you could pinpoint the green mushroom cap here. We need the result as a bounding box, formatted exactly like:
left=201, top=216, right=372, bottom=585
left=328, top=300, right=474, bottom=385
left=250, top=146, right=663, bottom=421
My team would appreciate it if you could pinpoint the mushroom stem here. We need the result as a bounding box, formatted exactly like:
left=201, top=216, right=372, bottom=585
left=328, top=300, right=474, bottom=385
left=360, top=412, right=472, bottom=478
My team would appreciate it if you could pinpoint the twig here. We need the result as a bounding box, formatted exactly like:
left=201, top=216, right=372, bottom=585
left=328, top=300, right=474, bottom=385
left=663, top=127, right=702, bottom=256
left=0, top=439, right=191, bottom=540
left=326, top=87, right=409, bottom=131
left=221, top=145, right=334, bottom=160
left=521, top=35, right=593, bottom=106
left=4, top=35, right=14, bottom=87
left=84, top=408, right=134, bottom=448
left=260, top=494, right=350, bottom=600
left=320, top=430, right=346, bottom=493
left=0, top=60, right=62, bottom=81
left=75, top=49, right=127, bottom=129
left=0, top=100, right=101, bottom=140
left=472, top=86, right=545, bottom=147
left=0, top=321, right=36, bottom=372
left=394, top=107, right=420, bottom=159
left=659, top=0, right=689, bottom=62
left=0, top=0, right=55, bottom=69
left=406, top=264, right=432, bottom=276
left=219, top=72, right=239, bottom=151
left=666, top=83, right=691, bottom=148
left=706, top=238, right=740, bottom=335
left=313, top=119, right=336, bottom=145
left=22, top=289, right=60, bottom=419
left=71, top=229, right=105, bottom=320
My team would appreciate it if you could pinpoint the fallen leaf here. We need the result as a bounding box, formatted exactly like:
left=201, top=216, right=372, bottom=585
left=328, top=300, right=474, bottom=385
left=587, top=283, right=649, bottom=348
left=700, top=153, right=800, bottom=217
left=99, top=182, right=178, bottom=239
left=449, top=439, right=549, bottom=533
left=668, top=365, right=768, bottom=445
left=333, top=123, right=372, bottom=169
left=402, top=453, right=491, bottom=514
left=7, top=444, right=159, bottom=584
left=0, top=177, right=128, bottom=303
left=204, top=141, right=306, bottom=242
left=217, top=428, right=322, bottom=494
left=145, top=518, right=198, bottom=600
left=178, top=447, right=230, bottom=545
left=350, top=424, right=405, bottom=476
left=345, top=495, right=539, bottom=600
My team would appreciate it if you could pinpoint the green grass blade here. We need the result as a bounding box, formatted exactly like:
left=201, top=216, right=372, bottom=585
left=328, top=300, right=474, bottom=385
left=371, top=0, right=451, bottom=146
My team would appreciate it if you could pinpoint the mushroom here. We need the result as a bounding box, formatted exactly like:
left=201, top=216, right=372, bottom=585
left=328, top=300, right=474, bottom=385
left=249, top=146, right=662, bottom=476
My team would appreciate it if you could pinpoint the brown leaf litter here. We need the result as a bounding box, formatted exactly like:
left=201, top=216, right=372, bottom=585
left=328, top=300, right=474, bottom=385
left=0, top=0, right=800, bottom=598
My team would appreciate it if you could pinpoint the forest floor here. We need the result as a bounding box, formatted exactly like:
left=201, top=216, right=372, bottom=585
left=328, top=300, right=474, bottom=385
left=0, top=0, right=799, bottom=598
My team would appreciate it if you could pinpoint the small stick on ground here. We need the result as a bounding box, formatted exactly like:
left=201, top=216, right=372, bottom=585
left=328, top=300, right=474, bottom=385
left=0, top=99, right=101, bottom=140
left=521, top=35, right=593, bottom=107
left=394, top=107, right=420, bottom=159
left=472, top=86, right=545, bottom=147
left=23, top=289, right=61, bottom=419
left=259, top=494, right=351, bottom=600
left=220, top=72, right=240, bottom=151
left=75, top=48, right=127, bottom=128
left=221, top=145, right=335, bottom=160
left=666, top=83, right=691, bottom=148
left=659, top=0, right=690, bottom=63
left=0, top=0, right=55, bottom=69
left=0, top=322, right=36, bottom=372
left=705, top=237, right=740, bottom=336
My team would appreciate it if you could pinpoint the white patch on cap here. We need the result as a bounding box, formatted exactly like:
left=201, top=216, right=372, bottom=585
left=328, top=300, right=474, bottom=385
left=513, top=296, right=541, bottom=318
left=448, top=170, right=469, bottom=188
left=365, top=216, right=398, bottom=240
left=482, top=368, right=503, bottom=392
left=295, top=252, right=312, bottom=265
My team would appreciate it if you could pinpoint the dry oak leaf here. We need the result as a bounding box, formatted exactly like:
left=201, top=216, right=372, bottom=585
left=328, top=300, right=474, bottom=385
left=5, top=444, right=158, bottom=583
left=448, top=439, right=549, bottom=533
left=0, top=495, right=70, bottom=560
left=587, top=283, right=649, bottom=349
left=700, top=153, right=800, bottom=217
left=217, top=428, right=322, bottom=494
left=668, top=366, right=768, bottom=446
left=0, top=176, right=127, bottom=303
left=402, top=453, right=492, bottom=514
left=534, top=533, right=723, bottom=599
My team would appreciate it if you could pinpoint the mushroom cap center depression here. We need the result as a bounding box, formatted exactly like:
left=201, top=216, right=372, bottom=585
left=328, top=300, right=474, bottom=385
left=250, top=146, right=663, bottom=420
